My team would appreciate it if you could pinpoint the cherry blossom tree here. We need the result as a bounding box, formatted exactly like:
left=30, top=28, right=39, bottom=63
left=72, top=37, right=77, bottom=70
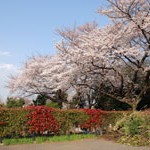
left=97, top=0, right=150, bottom=109
left=8, top=55, right=76, bottom=103
left=56, top=0, right=150, bottom=109
left=8, top=0, right=150, bottom=109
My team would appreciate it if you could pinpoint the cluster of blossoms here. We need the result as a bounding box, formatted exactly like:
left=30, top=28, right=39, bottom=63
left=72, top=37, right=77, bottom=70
left=8, top=0, right=150, bottom=108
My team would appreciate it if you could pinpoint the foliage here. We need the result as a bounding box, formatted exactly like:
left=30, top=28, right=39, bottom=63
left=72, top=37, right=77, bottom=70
left=1, top=106, right=150, bottom=147
left=118, top=135, right=150, bottom=146
left=53, top=109, right=88, bottom=134
left=33, top=94, right=47, bottom=106
left=46, top=102, right=60, bottom=108
left=114, top=112, right=150, bottom=146
left=26, top=106, right=59, bottom=135
left=102, top=111, right=131, bottom=130
left=81, top=109, right=106, bottom=131
left=6, top=97, right=25, bottom=108
left=0, top=107, right=106, bottom=137
left=0, top=108, right=30, bottom=137
left=51, top=89, right=68, bottom=108
left=8, top=0, right=150, bottom=110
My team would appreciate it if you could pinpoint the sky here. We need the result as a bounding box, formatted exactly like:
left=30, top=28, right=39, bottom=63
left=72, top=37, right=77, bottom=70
left=0, top=0, right=109, bottom=102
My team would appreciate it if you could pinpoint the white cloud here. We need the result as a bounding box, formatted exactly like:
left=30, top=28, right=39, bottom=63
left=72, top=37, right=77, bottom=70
left=0, top=51, right=10, bottom=56
left=0, top=64, right=15, bottom=70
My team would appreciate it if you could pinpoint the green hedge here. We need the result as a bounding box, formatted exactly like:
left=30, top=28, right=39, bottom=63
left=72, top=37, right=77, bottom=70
left=0, top=107, right=104, bottom=137
left=1, top=106, right=149, bottom=147
left=0, top=108, right=30, bottom=137
left=53, top=109, right=88, bottom=134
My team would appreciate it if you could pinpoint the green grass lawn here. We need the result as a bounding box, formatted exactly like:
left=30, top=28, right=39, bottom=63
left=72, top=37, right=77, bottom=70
left=3, top=137, right=34, bottom=145
left=3, top=134, right=97, bottom=145
left=36, top=134, right=96, bottom=143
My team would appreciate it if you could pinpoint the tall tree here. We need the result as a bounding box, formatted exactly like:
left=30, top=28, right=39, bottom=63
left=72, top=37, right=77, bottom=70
left=8, top=0, right=150, bottom=110
left=8, top=55, right=74, bottom=101
left=56, top=0, right=150, bottom=109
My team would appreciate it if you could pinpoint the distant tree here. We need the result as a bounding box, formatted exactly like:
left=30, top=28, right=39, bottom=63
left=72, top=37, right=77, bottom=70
left=33, top=94, right=47, bottom=106
left=6, top=97, right=25, bottom=108
left=49, top=89, right=68, bottom=108
left=32, top=89, right=68, bottom=108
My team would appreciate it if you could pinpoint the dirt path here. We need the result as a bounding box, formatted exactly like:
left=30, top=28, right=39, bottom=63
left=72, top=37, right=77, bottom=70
left=0, top=139, right=149, bottom=150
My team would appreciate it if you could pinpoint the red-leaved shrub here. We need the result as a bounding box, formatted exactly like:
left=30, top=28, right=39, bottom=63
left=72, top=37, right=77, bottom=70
left=81, top=109, right=106, bottom=131
left=26, top=106, right=59, bottom=135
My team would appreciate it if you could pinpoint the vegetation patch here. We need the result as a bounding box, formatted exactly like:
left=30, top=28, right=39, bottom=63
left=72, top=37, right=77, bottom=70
left=114, top=112, right=150, bottom=146
left=3, top=134, right=96, bottom=145
left=3, top=137, right=34, bottom=145
left=48, top=134, right=96, bottom=143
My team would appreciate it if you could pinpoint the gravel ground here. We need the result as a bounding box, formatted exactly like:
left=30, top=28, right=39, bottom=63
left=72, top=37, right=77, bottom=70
left=0, top=139, right=149, bottom=150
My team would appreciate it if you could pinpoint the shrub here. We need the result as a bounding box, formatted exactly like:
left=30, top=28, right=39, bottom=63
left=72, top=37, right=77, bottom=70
left=118, top=135, right=150, bottom=146
left=81, top=109, right=106, bottom=132
left=114, top=112, right=150, bottom=146
left=0, top=108, right=30, bottom=137
left=0, top=107, right=132, bottom=140
left=53, top=109, right=88, bottom=134
left=26, top=106, right=59, bottom=135
left=101, top=111, right=131, bottom=133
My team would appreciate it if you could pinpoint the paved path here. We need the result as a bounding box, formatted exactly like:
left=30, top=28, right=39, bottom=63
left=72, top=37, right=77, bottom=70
left=0, top=139, right=149, bottom=150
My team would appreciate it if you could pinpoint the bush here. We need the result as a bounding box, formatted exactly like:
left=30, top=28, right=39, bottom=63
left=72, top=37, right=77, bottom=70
left=81, top=109, right=106, bottom=132
left=0, top=107, right=107, bottom=137
left=118, top=135, right=150, bottom=146
left=0, top=108, right=30, bottom=137
left=101, top=111, right=131, bottom=133
left=53, top=109, right=88, bottom=134
left=53, top=109, right=106, bottom=134
left=114, top=112, right=150, bottom=146
left=26, top=106, right=59, bottom=135
left=1, top=107, right=134, bottom=141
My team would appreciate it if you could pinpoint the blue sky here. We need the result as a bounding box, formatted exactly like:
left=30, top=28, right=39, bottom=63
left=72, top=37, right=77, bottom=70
left=0, top=0, right=109, bottom=102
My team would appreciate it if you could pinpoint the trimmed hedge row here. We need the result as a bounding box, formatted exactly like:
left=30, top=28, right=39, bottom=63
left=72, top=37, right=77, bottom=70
left=0, top=106, right=106, bottom=137
left=1, top=106, right=149, bottom=140
left=0, top=108, right=30, bottom=137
